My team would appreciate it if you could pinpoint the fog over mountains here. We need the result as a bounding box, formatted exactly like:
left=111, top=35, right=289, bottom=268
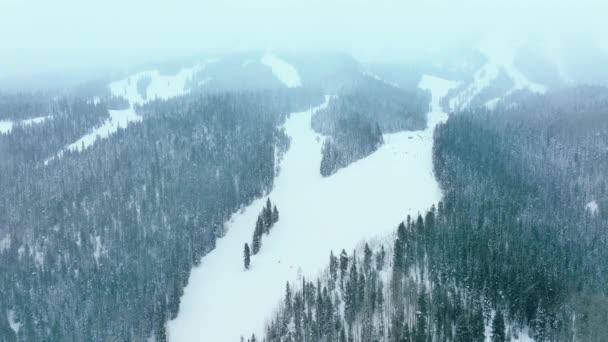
left=0, top=1, right=607, bottom=342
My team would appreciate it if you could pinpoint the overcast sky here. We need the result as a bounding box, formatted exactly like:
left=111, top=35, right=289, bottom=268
left=0, top=0, right=606, bottom=80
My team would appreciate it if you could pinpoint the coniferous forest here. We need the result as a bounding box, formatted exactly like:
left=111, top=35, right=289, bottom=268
left=250, top=86, right=608, bottom=342
left=315, top=75, right=430, bottom=176
left=0, top=88, right=323, bottom=341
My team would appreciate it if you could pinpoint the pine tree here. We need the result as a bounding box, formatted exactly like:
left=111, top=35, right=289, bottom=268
left=491, top=310, right=506, bottom=342
left=363, top=243, right=373, bottom=275
left=455, top=314, right=471, bottom=342
left=393, top=238, right=404, bottom=272
left=252, top=218, right=263, bottom=254
left=243, top=243, right=251, bottom=270
left=376, top=245, right=386, bottom=271
left=533, top=303, right=548, bottom=342
left=272, top=205, right=279, bottom=224
left=401, top=323, right=411, bottom=342
left=285, top=282, right=293, bottom=313
left=339, top=249, right=348, bottom=285
left=415, top=287, right=428, bottom=342
left=471, top=305, right=485, bottom=342
left=264, top=198, right=273, bottom=233
left=470, top=301, right=485, bottom=342
left=329, top=251, right=338, bottom=283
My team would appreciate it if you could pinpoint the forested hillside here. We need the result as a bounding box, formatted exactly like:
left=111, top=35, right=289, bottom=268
left=0, top=88, right=323, bottom=341
left=314, top=75, right=430, bottom=176
left=251, top=86, right=608, bottom=342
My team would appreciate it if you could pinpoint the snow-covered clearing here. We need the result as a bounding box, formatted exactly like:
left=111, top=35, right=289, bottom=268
left=363, top=71, right=401, bottom=89
left=0, top=115, right=51, bottom=135
left=586, top=200, right=599, bottom=216
left=261, top=52, right=302, bottom=88
left=65, top=108, right=141, bottom=154
left=450, top=39, right=546, bottom=112
left=47, top=61, right=215, bottom=163
left=109, top=61, right=214, bottom=105
left=0, top=234, right=11, bottom=253
left=168, top=75, right=457, bottom=341
left=0, top=121, right=11, bottom=134
left=45, top=108, right=141, bottom=164
left=8, top=310, right=21, bottom=335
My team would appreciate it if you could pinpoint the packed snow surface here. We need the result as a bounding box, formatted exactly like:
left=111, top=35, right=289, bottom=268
left=260, top=52, right=302, bottom=88
left=168, top=75, right=457, bottom=341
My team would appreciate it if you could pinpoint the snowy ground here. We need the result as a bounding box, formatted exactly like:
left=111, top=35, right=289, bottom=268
left=46, top=62, right=214, bottom=163
left=586, top=200, right=599, bottom=216
left=261, top=52, right=302, bottom=88
left=44, top=108, right=141, bottom=164
left=108, top=61, right=214, bottom=105
left=167, top=75, right=457, bottom=341
left=0, top=121, right=11, bottom=134
left=0, top=115, right=51, bottom=135
left=450, top=40, right=546, bottom=112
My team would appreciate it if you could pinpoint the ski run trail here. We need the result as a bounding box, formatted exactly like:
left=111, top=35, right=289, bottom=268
left=47, top=52, right=301, bottom=163
left=167, top=75, right=457, bottom=341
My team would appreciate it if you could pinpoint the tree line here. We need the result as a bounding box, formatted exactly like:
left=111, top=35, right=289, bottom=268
left=245, top=198, right=279, bottom=270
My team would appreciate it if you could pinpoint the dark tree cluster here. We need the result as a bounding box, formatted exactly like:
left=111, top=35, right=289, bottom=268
left=0, top=88, right=322, bottom=341
left=0, top=97, right=109, bottom=166
left=251, top=198, right=280, bottom=257
left=0, top=92, right=56, bottom=120
left=312, top=75, right=431, bottom=135
left=250, top=86, right=608, bottom=342
left=440, top=69, right=514, bottom=112
left=253, top=213, right=505, bottom=342
left=314, top=75, right=430, bottom=176
left=319, top=114, right=383, bottom=177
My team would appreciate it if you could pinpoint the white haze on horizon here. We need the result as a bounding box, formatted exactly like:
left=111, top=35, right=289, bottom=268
left=0, top=0, right=606, bottom=82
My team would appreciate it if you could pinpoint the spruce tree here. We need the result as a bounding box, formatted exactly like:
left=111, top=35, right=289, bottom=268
left=415, top=287, right=428, bottom=342
left=471, top=305, right=485, bottom=342
left=243, top=243, right=251, bottom=270
left=339, top=249, right=348, bottom=285
left=376, top=245, right=386, bottom=271
left=285, top=282, right=293, bottom=313
left=264, top=199, right=272, bottom=232
left=329, top=251, right=338, bottom=283
left=455, top=314, right=471, bottom=342
left=272, top=205, right=279, bottom=224
left=363, top=243, right=373, bottom=275
left=491, top=310, right=506, bottom=342
left=252, top=218, right=263, bottom=254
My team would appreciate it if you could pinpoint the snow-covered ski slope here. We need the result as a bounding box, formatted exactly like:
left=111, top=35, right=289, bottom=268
left=108, top=61, right=214, bottom=105
left=168, top=75, right=457, bottom=341
left=261, top=52, right=302, bottom=87
left=450, top=40, right=546, bottom=112
left=46, top=62, right=214, bottom=163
